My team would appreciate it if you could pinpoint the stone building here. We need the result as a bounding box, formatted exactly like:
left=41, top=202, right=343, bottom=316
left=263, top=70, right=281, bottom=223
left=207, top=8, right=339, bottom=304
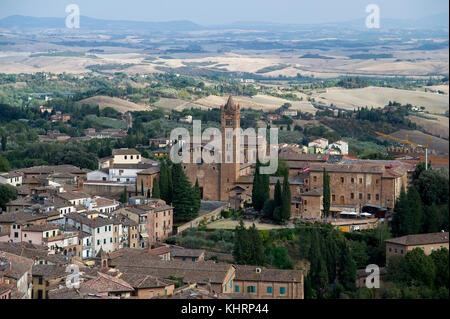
left=385, top=232, right=449, bottom=263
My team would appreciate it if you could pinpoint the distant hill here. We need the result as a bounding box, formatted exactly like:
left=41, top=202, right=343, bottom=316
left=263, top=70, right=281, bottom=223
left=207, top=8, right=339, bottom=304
left=0, top=13, right=448, bottom=33
left=0, top=15, right=203, bottom=32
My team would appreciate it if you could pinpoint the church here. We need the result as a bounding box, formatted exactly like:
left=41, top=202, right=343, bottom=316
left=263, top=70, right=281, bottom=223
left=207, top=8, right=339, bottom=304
left=182, top=96, right=257, bottom=202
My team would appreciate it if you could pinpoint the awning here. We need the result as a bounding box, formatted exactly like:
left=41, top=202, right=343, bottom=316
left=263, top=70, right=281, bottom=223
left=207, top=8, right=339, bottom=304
left=140, top=233, right=149, bottom=238
left=340, top=211, right=358, bottom=215
left=360, top=212, right=373, bottom=217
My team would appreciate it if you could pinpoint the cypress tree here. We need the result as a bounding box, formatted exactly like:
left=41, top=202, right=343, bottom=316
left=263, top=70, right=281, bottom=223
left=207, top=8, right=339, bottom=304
left=337, top=240, right=357, bottom=292
left=406, top=186, right=423, bottom=235
left=152, top=178, right=160, bottom=198
left=233, top=220, right=251, bottom=264
left=193, top=179, right=201, bottom=213
left=323, top=168, right=331, bottom=218
left=274, top=180, right=282, bottom=207
left=119, top=186, right=128, bottom=204
left=252, top=160, right=262, bottom=210
left=141, top=179, right=144, bottom=196
left=392, top=187, right=408, bottom=236
left=159, top=161, right=169, bottom=202
left=281, top=173, right=291, bottom=221
left=171, top=163, right=198, bottom=221
left=1, top=135, right=6, bottom=152
left=135, top=179, right=138, bottom=196
left=248, top=223, right=265, bottom=265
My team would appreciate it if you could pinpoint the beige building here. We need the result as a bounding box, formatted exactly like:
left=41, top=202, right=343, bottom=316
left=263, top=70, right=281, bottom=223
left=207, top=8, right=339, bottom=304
left=233, top=265, right=304, bottom=299
left=385, top=232, right=449, bottom=263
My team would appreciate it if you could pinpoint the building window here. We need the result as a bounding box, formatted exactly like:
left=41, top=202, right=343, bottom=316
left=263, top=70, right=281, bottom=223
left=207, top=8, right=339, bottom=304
left=38, top=276, right=43, bottom=285
left=359, top=193, right=363, bottom=200
left=359, top=178, right=363, bottom=184
left=367, top=194, right=371, bottom=200
left=332, top=195, right=336, bottom=202
left=351, top=178, right=355, bottom=183
left=131, top=156, right=133, bottom=160
left=340, top=177, right=344, bottom=183
left=267, top=286, right=272, bottom=294
left=280, top=287, right=286, bottom=295
left=124, top=156, right=127, bottom=159
left=235, top=285, right=239, bottom=293
left=247, top=286, right=256, bottom=293
left=376, top=194, right=379, bottom=200
left=351, top=193, right=354, bottom=199
left=313, top=176, right=317, bottom=182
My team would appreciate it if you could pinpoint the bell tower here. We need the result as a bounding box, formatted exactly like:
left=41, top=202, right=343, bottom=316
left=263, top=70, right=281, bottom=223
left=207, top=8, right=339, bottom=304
left=220, top=96, right=240, bottom=201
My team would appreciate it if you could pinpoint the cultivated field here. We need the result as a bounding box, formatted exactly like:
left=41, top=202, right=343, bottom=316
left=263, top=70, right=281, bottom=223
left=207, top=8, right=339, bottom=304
left=79, top=95, right=151, bottom=113
left=316, top=86, right=449, bottom=114
left=195, top=94, right=317, bottom=114
left=387, top=129, right=449, bottom=154
left=409, top=115, right=449, bottom=139
left=154, top=97, right=209, bottom=111
left=206, top=219, right=284, bottom=230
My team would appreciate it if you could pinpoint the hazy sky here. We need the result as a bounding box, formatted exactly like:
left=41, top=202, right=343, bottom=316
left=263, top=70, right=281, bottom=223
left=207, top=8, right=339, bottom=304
left=0, top=0, right=448, bottom=25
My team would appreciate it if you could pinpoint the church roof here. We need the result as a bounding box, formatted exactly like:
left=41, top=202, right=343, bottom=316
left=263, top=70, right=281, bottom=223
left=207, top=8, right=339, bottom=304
left=223, top=95, right=239, bottom=111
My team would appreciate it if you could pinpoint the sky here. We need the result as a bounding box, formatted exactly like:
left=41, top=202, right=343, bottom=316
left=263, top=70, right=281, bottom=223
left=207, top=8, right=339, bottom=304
left=0, top=0, right=448, bottom=25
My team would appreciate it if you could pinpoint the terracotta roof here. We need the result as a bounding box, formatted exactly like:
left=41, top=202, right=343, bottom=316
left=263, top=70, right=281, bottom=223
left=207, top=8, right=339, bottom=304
left=22, top=224, right=60, bottom=232
left=148, top=246, right=171, bottom=256
left=57, top=191, right=91, bottom=201
left=32, top=264, right=67, bottom=280
left=171, top=248, right=205, bottom=258
left=112, top=149, right=141, bottom=156
left=302, top=187, right=323, bottom=197
left=234, top=265, right=303, bottom=283
left=110, top=257, right=234, bottom=285
left=136, top=167, right=160, bottom=175
left=386, top=232, right=449, bottom=246
left=81, top=272, right=134, bottom=293
left=119, top=272, right=172, bottom=289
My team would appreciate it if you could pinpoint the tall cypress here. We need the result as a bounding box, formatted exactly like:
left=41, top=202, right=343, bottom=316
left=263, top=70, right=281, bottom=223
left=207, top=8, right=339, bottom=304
left=252, top=160, right=262, bottom=210
left=141, top=179, right=144, bottom=196
left=193, top=179, right=201, bottom=213
left=281, top=173, right=291, bottom=221
left=159, top=161, right=169, bottom=202
left=274, top=180, right=282, bottom=207
left=152, top=178, right=160, bottom=198
left=135, top=179, right=138, bottom=196
left=323, top=168, right=330, bottom=218
left=171, top=163, right=198, bottom=221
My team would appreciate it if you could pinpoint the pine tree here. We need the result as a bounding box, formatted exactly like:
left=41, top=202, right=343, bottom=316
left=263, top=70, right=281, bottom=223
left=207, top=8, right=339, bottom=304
left=152, top=179, right=160, bottom=198
left=323, top=168, right=331, bottom=218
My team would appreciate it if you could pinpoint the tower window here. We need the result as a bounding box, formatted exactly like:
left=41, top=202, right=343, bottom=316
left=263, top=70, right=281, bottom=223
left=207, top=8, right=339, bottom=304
left=226, top=119, right=232, bottom=126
